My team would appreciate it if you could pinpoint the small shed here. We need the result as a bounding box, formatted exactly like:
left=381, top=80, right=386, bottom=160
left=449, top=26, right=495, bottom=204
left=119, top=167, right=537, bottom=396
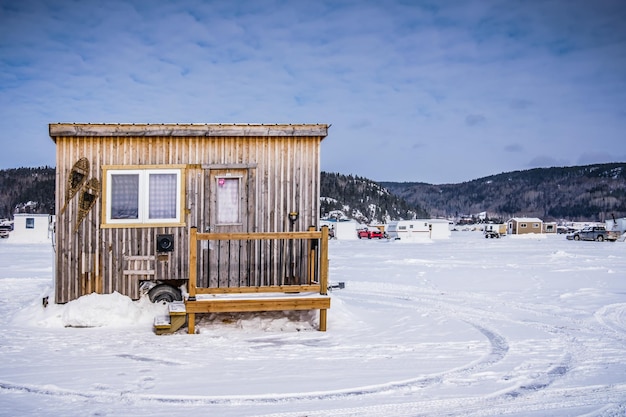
left=507, top=217, right=543, bottom=235
left=320, top=219, right=358, bottom=240
left=428, top=219, right=452, bottom=239
left=9, top=213, right=52, bottom=243
left=606, top=217, right=626, bottom=234
left=49, top=123, right=332, bottom=332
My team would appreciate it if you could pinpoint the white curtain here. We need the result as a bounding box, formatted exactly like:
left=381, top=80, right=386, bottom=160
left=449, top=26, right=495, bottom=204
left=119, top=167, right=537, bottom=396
left=217, top=177, right=240, bottom=224
left=111, top=174, right=139, bottom=219
left=149, top=173, right=177, bottom=219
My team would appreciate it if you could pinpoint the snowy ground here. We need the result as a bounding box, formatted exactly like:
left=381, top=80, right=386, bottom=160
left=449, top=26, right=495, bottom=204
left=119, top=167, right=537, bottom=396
left=1, top=232, right=625, bottom=416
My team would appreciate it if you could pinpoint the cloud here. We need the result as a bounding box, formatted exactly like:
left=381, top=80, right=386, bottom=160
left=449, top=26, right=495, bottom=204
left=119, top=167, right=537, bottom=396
left=509, top=99, right=532, bottom=109
left=504, top=143, right=524, bottom=153
left=465, top=114, right=487, bottom=126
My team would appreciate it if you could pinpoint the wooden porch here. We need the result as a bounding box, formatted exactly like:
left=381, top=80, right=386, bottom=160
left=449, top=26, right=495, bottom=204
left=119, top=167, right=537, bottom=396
left=184, top=226, right=331, bottom=333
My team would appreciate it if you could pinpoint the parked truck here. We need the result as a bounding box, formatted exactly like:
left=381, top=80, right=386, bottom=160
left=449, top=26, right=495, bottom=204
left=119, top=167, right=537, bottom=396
left=566, top=225, right=620, bottom=242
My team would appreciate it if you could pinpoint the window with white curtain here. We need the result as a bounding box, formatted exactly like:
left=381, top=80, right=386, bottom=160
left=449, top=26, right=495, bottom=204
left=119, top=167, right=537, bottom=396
left=110, top=173, right=139, bottom=219
left=148, top=173, right=178, bottom=219
left=105, top=168, right=183, bottom=226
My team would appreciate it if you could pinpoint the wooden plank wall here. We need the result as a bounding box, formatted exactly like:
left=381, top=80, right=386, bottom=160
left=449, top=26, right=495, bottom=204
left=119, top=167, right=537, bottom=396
left=54, top=135, right=322, bottom=304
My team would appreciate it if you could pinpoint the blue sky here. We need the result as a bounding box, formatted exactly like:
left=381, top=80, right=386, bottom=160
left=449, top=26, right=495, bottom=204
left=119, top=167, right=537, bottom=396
left=1, top=0, right=625, bottom=184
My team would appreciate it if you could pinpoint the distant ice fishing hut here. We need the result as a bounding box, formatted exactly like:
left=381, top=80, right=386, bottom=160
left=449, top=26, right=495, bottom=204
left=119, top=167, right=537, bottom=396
left=387, top=219, right=451, bottom=242
left=8, top=213, right=53, bottom=244
left=320, top=219, right=358, bottom=240
left=49, top=123, right=332, bottom=333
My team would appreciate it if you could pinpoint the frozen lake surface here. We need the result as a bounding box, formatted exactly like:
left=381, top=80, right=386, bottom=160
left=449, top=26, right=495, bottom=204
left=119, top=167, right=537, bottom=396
left=1, top=231, right=625, bottom=416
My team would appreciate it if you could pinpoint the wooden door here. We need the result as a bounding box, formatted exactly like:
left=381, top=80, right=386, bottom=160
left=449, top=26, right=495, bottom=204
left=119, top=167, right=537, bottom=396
left=205, top=168, right=255, bottom=288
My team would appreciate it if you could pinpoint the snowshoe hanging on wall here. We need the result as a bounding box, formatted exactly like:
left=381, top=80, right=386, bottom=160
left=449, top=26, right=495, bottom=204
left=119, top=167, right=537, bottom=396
left=74, top=178, right=100, bottom=233
left=60, top=157, right=90, bottom=215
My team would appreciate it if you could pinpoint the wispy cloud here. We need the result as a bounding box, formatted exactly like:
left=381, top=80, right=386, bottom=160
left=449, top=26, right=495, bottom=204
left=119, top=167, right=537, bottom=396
left=504, top=144, right=524, bottom=153
left=465, top=114, right=487, bottom=126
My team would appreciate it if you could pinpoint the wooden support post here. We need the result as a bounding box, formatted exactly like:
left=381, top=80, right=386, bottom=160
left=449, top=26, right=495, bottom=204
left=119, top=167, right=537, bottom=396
left=319, top=309, right=327, bottom=331
left=320, top=226, right=329, bottom=295
left=188, top=313, right=195, bottom=334
left=187, top=227, right=198, bottom=334
left=320, top=226, right=329, bottom=331
left=189, top=227, right=197, bottom=300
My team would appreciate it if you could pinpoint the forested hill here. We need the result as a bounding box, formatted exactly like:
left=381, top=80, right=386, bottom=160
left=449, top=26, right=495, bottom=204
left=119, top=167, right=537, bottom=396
left=320, top=172, right=429, bottom=224
left=381, top=163, right=626, bottom=222
left=0, top=167, right=55, bottom=218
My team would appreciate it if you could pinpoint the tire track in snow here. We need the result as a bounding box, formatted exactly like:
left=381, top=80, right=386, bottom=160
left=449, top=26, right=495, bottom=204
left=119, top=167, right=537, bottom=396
left=336, top=290, right=519, bottom=393
left=3, top=380, right=625, bottom=417
left=255, top=384, right=626, bottom=417
left=595, top=303, right=626, bottom=338
left=340, top=282, right=578, bottom=398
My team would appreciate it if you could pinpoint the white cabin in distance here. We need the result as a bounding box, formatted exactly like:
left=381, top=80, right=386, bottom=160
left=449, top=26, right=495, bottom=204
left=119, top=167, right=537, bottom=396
left=320, top=219, right=358, bottom=240
left=9, top=213, right=53, bottom=243
left=386, top=219, right=451, bottom=242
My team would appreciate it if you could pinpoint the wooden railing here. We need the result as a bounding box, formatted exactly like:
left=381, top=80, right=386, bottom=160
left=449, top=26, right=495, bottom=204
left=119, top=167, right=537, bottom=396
left=185, top=226, right=330, bottom=333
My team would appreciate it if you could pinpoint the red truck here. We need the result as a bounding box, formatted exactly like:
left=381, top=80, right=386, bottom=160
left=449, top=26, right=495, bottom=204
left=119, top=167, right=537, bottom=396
left=358, top=227, right=384, bottom=239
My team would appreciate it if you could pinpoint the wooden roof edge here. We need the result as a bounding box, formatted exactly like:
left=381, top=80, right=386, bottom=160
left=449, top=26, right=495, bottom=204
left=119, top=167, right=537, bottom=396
left=49, top=123, right=329, bottom=140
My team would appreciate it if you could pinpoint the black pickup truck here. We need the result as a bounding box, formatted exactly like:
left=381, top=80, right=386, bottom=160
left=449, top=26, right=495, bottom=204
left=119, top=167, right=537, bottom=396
left=566, top=226, right=620, bottom=242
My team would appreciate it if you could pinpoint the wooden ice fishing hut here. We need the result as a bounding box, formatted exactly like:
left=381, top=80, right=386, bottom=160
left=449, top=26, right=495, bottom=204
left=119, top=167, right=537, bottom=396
left=49, top=123, right=331, bottom=333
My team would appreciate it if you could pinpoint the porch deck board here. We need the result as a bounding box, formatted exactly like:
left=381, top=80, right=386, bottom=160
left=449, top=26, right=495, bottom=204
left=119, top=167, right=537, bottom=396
left=185, top=293, right=330, bottom=333
left=185, top=294, right=330, bottom=313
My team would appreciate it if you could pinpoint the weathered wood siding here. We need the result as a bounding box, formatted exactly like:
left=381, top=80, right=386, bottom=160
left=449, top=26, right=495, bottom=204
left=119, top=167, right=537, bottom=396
left=51, top=124, right=328, bottom=304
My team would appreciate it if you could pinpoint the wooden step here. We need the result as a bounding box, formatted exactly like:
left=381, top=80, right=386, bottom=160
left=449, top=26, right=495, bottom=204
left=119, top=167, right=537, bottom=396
left=154, top=301, right=187, bottom=335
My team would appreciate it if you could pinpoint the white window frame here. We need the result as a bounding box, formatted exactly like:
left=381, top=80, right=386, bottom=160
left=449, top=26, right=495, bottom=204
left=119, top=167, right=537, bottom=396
left=103, top=166, right=184, bottom=228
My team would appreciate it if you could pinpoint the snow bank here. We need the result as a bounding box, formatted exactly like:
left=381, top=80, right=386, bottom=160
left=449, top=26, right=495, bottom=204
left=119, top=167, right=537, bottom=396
left=13, top=291, right=168, bottom=329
